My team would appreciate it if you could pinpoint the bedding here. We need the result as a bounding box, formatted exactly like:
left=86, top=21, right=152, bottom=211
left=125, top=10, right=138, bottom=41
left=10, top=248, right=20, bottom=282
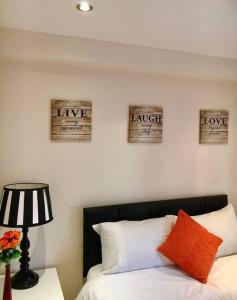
left=83, top=195, right=227, bottom=277
left=192, top=203, right=237, bottom=258
left=172, top=204, right=237, bottom=258
left=77, top=254, right=237, bottom=300
left=93, top=215, right=175, bottom=274
left=158, top=209, right=223, bottom=283
left=81, top=195, right=230, bottom=300
left=92, top=204, right=237, bottom=276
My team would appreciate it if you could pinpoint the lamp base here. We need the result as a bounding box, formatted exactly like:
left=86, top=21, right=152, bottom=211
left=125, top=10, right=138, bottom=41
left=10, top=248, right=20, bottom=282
left=11, top=269, right=39, bottom=290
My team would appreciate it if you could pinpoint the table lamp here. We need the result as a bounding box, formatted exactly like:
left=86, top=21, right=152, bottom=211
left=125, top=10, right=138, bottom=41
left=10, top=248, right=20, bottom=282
left=0, top=183, right=53, bottom=289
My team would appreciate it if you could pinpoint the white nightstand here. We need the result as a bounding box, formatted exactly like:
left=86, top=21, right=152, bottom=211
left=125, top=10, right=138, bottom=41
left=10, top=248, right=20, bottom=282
left=0, top=268, right=64, bottom=300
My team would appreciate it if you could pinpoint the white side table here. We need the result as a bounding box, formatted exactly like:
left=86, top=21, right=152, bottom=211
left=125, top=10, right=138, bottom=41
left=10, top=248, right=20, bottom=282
left=0, top=268, right=64, bottom=300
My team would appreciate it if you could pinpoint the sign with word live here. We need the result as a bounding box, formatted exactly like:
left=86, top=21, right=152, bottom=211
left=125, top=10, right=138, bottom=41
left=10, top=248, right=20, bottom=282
left=199, top=110, right=229, bottom=144
left=128, top=106, right=163, bottom=143
left=51, top=100, right=92, bottom=141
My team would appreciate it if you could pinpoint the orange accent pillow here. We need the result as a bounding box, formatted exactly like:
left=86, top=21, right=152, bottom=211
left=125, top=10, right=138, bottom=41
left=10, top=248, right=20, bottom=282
left=157, top=210, right=223, bottom=283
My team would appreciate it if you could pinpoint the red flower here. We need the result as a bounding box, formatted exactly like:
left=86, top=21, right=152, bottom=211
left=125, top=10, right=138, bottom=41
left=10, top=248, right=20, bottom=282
left=0, top=231, right=21, bottom=250
left=3, top=231, right=20, bottom=239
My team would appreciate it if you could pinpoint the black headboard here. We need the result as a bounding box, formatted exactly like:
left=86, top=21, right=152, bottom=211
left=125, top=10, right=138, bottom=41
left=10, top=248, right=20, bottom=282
left=83, top=194, right=228, bottom=276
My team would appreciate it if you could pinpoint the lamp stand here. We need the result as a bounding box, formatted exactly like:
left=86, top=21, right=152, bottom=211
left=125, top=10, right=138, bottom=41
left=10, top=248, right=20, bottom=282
left=11, top=227, right=39, bottom=289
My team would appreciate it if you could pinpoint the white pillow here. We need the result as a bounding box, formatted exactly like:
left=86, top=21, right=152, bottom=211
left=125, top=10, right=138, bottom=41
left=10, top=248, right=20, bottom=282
left=173, top=203, right=237, bottom=258
left=93, top=215, right=175, bottom=274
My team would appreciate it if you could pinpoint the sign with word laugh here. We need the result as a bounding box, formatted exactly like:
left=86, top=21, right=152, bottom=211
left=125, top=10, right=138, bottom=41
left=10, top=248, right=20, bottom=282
left=51, top=100, right=92, bottom=141
left=199, top=110, right=229, bottom=144
left=128, top=106, right=163, bottom=143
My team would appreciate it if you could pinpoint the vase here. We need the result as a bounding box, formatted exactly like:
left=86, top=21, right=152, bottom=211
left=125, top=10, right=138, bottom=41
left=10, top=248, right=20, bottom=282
left=3, top=264, right=12, bottom=300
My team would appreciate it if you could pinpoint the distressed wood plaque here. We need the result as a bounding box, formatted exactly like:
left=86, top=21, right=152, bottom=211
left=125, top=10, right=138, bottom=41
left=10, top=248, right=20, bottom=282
left=199, top=110, right=229, bottom=144
left=51, top=100, right=92, bottom=141
left=128, top=106, right=163, bottom=143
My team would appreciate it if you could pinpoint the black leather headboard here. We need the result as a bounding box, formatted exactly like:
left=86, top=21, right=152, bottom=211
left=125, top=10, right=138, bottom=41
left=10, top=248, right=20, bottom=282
left=83, top=194, right=228, bottom=276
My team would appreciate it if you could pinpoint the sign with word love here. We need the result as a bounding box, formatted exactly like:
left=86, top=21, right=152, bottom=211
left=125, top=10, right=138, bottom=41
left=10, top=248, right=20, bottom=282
left=128, top=106, right=163, bottom=143
left=199, top=110, right=229, bottom=144
left=51, top=100, right=92, bottom=141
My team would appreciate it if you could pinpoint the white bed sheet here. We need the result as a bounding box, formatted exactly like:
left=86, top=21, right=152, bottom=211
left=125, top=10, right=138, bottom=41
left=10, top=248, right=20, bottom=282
left=76, top=255, right=237, bottom=300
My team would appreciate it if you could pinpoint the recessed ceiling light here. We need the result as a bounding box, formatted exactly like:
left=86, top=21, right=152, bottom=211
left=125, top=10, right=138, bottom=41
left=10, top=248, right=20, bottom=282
left=76, top=1, right=93, bottom=12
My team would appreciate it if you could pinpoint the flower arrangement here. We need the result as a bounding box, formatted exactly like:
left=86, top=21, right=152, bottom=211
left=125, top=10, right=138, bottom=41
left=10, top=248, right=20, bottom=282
left=0, top=231, right=21, bottom=266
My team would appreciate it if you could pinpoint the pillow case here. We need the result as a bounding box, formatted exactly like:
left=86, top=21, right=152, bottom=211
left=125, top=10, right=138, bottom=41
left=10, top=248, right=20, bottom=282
left=173, top=203, right=237, bottom=258
left=93, top=215, right=175, bottom=274
left=158, top=210, right=223, bottom=283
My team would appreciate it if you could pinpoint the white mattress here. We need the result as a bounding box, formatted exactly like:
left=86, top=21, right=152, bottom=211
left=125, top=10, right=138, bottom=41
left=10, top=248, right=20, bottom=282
left=76, top=255, right=237, bottom=300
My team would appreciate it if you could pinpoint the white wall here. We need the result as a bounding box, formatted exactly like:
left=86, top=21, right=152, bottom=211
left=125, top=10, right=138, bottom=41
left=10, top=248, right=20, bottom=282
left=1, top=28, right=237, bottom=82
left=0, top=30, right=237, bottom=300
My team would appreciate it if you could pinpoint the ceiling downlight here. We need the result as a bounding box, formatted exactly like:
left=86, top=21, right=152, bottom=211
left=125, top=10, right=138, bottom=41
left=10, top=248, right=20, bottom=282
left=76, top=1, right=93, bottom=12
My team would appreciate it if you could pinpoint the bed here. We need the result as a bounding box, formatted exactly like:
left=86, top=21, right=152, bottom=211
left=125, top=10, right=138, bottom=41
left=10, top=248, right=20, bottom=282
left=76, top=194, right=237, bottom=300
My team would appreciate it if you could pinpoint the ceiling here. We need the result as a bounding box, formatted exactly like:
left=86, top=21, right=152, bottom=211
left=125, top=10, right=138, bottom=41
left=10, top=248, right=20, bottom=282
left=0, top=0, right=237, bottom=60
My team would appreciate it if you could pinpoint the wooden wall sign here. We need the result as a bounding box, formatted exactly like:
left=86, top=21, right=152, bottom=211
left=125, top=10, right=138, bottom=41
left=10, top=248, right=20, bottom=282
left=128, top=106, right=163, bottom=143
left=199, top=110, right=229, bottom=144
left=51, top=100, right=92, bottom=141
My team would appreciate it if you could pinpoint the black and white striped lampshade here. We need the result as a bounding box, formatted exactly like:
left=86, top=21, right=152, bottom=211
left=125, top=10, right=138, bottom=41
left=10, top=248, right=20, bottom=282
left=0, top=183, right=53, bottom=228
